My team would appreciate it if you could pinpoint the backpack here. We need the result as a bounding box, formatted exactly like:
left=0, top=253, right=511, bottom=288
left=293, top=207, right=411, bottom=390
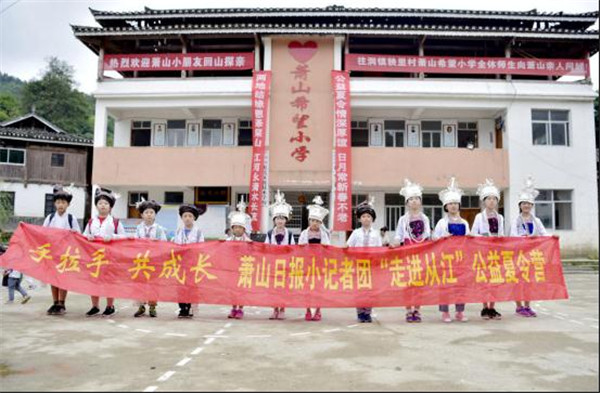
left=49, top=212, right=73, bottom=229
left=88, top=217, right=120, bottom=234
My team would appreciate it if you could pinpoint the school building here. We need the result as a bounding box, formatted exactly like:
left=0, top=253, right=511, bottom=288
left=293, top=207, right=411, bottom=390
left=72, top=6, right=599, bottom=255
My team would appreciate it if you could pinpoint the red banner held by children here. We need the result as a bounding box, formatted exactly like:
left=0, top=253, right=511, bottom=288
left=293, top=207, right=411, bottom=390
left=0, top=223, right=568, bottom=307
left=248, top=70, right=272, bottom=231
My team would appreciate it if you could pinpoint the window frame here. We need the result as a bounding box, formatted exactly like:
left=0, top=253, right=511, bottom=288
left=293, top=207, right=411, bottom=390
left=536, top=189, right=573, bottom=230
left=0, top=147, right=26, bottom=166
left=531, top=109, right=570, bottom=147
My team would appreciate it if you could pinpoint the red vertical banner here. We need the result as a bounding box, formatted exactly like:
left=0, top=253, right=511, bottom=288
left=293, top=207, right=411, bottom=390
left=332, top=71, right=353, bottom=231
left=249, top=71, right=271, bottom=231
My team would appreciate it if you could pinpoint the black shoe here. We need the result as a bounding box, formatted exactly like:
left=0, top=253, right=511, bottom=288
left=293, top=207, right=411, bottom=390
left=364, top=314, right=373, bottom=323
left=481, top=308, right=490, bottom=320
left=102, top=306, right=116, bottom=317
left=47, top=303, right=58, bottom=315
left=178, top=308, right=189, bottom=318
left=55, top=304, right=66, bottom=315
left=86, top=306, right=101, bottom=317
left=357, top=312, right=366, bottom=323
left=134, top=305, right=146, bottom=318
left=149, top=306, right=157, bottom=318
left=489, top=308, right=502, bottom=320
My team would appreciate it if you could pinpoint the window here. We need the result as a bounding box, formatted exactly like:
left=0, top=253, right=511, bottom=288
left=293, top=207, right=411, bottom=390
left=0, top=191, right=15, bottom=215
left=128, top=191, right=149, bottom=206
left=531, top=110, right=569, bottom=146
left=44, top=193, right=55, bottom=217
left=51, top=153, right=65, bottom=167
left=202, top=119, right=223, bottom=146
left=384, top=120, right=405, bottom=147
left=131, top=121, right=152, bottom=146
left=238, top=119, right=253, bottom=146
left=422, top=194, right=443, bottom=229
left=351, top=194, right=369, bottom=229
left=457, top=122, right=478, bottom=148
left=164, top=192, right=184, bottom=205
left=421, top=121, right=442, bottom=148
left=167, top=120, right=186, bottom=147
left=384, top=193, right=404, bottom=231
left=351, top=120, right=369, bottom=147
left=0, top=148, right=26, bottom=165
left=461, top=195, right=481, bottom=209
left=536, top=190, right=572, bottom=230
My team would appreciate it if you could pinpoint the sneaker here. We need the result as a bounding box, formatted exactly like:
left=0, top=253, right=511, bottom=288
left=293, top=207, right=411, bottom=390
left=364, top=314, right=373, bottom=323
left=357, top=312, right=366, bottom=323
left=86, top=306, right=101, bottom=317
left=481, top=308, right=490, bottom=320
left=515, top=306, right=529, bottom=317
left=149, top=306, right=157, bottom=318
left=277, top=309, right=286, bottom=320
left=47, top=304, right=59, bottom=315
left=55, top=304, right=66, bottom=315
left=524, top=307, right=537, bottom=317
left=312, top=311, right=321, bottom=321
left=441, top=312, right=452, bottom=323
left=412, top=311, right=422, bottom=323
left=455, top=311, right=468, bottom=322
left=235, top=309, right=244, bottom=319
left=21, top=295, right=31, bottom=304
left=305, top=310, right=313, bottom=321
left=489, top=308, right=502, bottom=320
left=269, top=309, right=279, bottom=320
left=102, top=306, right=116, bottom=317
left=406, top=312, right=415, bottom=323
left=134, top=305, right=146, bottom=318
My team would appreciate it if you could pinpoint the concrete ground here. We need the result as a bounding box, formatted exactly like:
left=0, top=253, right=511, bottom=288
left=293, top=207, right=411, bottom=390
left=0, top=273, right=598, bottom=392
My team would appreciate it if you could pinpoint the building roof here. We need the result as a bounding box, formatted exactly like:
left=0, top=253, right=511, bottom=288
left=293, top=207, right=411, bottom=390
left=1, top=113, right=67, bottom=134
left=0, top=127, right=93, bottom=147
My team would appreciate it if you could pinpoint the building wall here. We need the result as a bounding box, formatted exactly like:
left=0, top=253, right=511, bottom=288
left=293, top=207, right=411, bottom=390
left=2, top=182, right=86, bottom=220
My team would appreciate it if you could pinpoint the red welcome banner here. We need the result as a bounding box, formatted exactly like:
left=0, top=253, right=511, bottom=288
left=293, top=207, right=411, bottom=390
left=346, top=53, right=590, bottom=77
left=331, top=71, right=353, bottom=231
left=248, top=71, right=271, bottom=231
left=0, top=224, right=568, bottom=307
left=103, top=52, right=254, bottom=72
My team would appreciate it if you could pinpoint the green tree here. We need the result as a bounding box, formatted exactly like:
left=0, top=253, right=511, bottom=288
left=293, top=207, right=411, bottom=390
left=0, top=93, right=22, bottom=122
left=21, top=57, right=94, bottom=139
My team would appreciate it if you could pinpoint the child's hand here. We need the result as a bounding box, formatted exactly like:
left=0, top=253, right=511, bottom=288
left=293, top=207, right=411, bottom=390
left=389, top=243, right=398, bottom=249
left=87, top=235, right=95, bottom=241
left=103, top=235, right=112, bottom=242
left=70, top=229, right=78, bottom=233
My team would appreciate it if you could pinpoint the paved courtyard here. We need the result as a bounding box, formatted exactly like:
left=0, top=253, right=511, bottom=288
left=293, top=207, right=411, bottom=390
left=0, top=273, right=598, bottom=391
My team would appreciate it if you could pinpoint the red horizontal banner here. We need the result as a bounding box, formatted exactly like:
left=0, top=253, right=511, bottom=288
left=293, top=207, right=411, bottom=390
left=103, top=52, right=254, bottom=71
left=346, top=53, right=590, bottom=77
left=0, top=224, right=568, bottom=307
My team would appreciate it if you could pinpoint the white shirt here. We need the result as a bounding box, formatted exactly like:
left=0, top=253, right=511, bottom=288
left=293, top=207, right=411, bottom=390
left=433, top=216, right=471, bottom=240
left=264, top=227, right=296, bottom=245
left=298, top=226, right=331, bottom=245
left=172, top=226, right=205, bottom=245
left=510, top=214, right=549, bottom=237
left=394, top=212, right=431, bottom=244
left=347, top=227, right=383, bottom=247
left=42, top=211, right=81, bottom=233
left=226, top=233, right=252, bottom=242
left=83, top=215, right=126, bottom=238
left=135, top=222, right=167, bottom=241
left=471, top=210, right=505, bottom=237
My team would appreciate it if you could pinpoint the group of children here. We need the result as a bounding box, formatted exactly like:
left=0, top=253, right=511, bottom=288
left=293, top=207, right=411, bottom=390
left=30, top=175, right=547, bottom=323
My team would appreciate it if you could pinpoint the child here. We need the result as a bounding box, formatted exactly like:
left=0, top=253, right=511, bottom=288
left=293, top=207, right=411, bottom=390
left=392, top=179, right=431, bottom=323
left=265, top=190, right=294, bottom=320
left=510, top=176, right=549, bottom=317
left=83, top=186, right=126, bottom=317
left=298, top=196, right=330, bottom=321
left=433, top=177, right=470, bottom=323
left=3, top=269, right=31, bottom=304
left=173, top=204, right=204, bottom=318
left=133, top=199, right=167, bottom=318
left=227, top=198, right=252, bottom=319
left=347, top=197, right=382, bottom=323
left=42, top=184, right=81, bottom=315
left=472, top=178, right=505, bottom=320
